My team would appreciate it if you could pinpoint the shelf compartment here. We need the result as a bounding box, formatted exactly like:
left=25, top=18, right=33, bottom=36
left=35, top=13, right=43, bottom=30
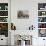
left=38, top=29, right=46, bottom=37
left=0, top=30, right=8, bottom=37
left=38, top=3, right=46, bottom=10
left=0, top=11, right=8, bottom=16
left=0, top=23, right=8, bottom=37
left=38, top=17, right=46, bottom=22
left=0, top=17, right=8, bottom=22
left=38, top=11, right=46, bottom=16
left=0, top=23, right=8, bottom=30
left=38, top=23, right=46, bottom=28
left=0, top=3, right=8, bottom=10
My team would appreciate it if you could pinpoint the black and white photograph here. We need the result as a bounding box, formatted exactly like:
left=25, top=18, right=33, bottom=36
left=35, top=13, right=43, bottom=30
left=17, top=10, right=29, bottom=19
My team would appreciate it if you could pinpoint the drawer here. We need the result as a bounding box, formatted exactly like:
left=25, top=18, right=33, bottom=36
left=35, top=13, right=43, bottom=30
left=0, top=37, right=8, bottom=45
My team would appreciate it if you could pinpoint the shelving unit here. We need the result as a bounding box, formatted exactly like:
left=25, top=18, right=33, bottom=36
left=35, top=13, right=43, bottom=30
left=38, top=3, right=46, bottom=37
left=0, top=3, right=8, bottom=37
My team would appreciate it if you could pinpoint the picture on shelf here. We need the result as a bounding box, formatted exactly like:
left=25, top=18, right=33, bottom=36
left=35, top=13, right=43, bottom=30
left=0, top=3, right=8, bottom=10
left=38, top=23, right=46, bottom=28
left=0, top=17, right=8, bottom=22
left=0, top=23, right=8, bottom=37
left=38, top=17, right=46, bottom=22
left=0, top=23, right=8, bottom=30
left=0, top=11, right=8, bottom=16
left=38, top=3, right=46, bottom=10
left=38, top=11, right=46, bottom=16
left=17, top=10, right=29, bottom=19
left=38, top=29, right=46, bottom=37
left=5, top=6, right=8, bottom=10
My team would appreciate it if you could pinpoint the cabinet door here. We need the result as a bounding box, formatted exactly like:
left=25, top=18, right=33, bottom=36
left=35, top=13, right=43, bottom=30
left=0, top=3, right=8, bottom=37
left=38, top=38, right=46, bottom=46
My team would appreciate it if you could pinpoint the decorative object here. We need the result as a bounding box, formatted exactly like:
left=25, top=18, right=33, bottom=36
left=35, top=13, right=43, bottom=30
left=29, top=25, right=35, bottom=30
left=0, top=11, right=8, bottom=16
left=39, top=29, right=46, bottom=37
left=15, top=35, right=32, bottom=46
left=38, top=23, right=46, bottom=28
left=38, top=3, right=46, bottom=10
left=38, top=11, right=46, bottom=16
left=11, top=23, right=16, bottom=30
left=17, top=10, right=29, bottom=19
left=0, top=17, right=8, bottom=22
left=42, top=12, right=45, bottom=15
left=5, top=6, right=8, bottom=10
left=0, top=23, right=8, bottom=37
left=19, top=35, right=32, bottom=45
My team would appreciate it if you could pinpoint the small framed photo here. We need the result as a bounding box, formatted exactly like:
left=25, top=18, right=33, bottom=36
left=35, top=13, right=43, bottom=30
left=17, top=10, right=29, bottom=19
left=38, top=29, right=46, bottom=37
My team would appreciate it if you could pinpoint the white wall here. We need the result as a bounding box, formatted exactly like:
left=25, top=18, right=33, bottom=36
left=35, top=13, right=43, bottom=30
left=11, top=0, right=46, bottom=46
left=11, top=0, right=38, bottom=30
left=11, top=0, right=46, bottom=30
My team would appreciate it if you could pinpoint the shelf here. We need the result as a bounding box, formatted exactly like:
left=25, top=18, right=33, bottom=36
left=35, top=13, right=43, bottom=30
left=38, top=28, right=46, bottom=29
left=38, top=22, right=46, bottom=23
left=38, top=10, right=46, bottom=11
left=38, top=16, right=46, bottom=17
left=0, top=16, right=8, bottom=17
left=0, top=10, right=8, bottom=11
left=0, top=22, right=8, bottom=23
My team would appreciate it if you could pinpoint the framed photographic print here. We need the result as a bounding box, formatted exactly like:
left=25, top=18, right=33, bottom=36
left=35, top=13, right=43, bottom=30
left=17, top=10, right=29, bottom=19
left=38, top=29, right=46, bottom=37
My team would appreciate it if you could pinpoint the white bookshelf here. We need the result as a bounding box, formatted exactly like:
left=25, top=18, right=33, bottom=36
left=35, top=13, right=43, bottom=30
left=0, top=16, right=8, bottom=17
left=38, top=3, right=46, bottom=37
left=0, top=2, right=9, bottom=46
left=0, top=10, right=8, bottom=11
left=38, top=3, right=46, bottom=29
left=38, top=10, right=46, bottom=11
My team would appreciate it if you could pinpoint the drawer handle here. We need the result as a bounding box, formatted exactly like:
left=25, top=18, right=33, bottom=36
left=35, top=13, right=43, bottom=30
left=43, top=39, right=45, bottom=40
left=1, top=39, right=3, bottom=40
